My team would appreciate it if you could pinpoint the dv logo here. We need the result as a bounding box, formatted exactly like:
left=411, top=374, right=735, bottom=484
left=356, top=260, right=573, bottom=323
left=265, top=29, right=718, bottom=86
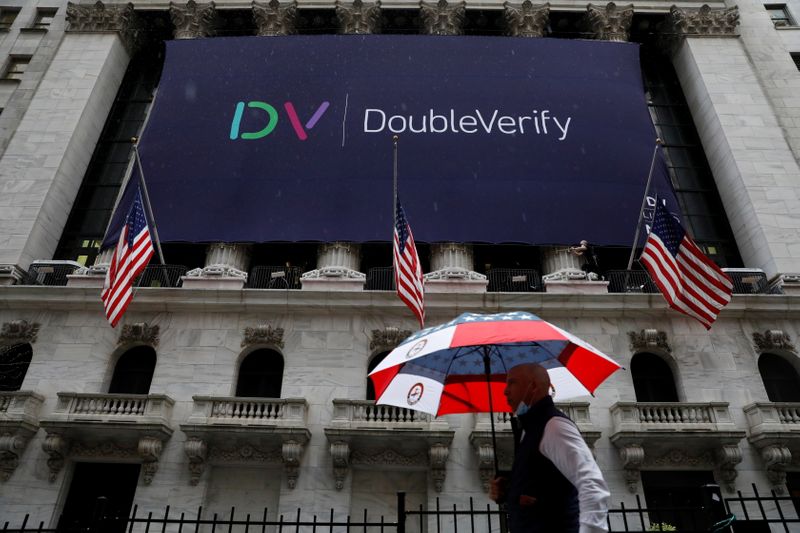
left=229, top=101, right=330, bottom=141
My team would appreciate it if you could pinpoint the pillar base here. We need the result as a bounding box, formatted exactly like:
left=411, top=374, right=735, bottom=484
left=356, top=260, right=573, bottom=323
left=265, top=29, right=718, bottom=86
left=181, top=265, right=247, bottom=290
left=544, top=280, right=609, bottom=294
left=0, top=265, right=26, bottom=286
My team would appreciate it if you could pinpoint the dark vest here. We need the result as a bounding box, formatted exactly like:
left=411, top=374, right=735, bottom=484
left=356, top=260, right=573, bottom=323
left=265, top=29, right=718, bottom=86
left=507, top=396, right=580, bottom=532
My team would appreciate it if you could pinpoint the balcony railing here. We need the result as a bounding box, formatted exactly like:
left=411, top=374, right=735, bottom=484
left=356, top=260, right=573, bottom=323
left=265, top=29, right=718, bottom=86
left=187, top=396, right=308, bottom=426
left=330, top=399, right=446, bottom=430
left=22, top=261, right=83, bottom=286
left=744, top=402, right=800, bottom=434
left=611, top=402, right=736, bottom=433
left=134, top=264, right=186, bottom=288
left=365, top=267, right=395, bottom=291
left=247, top=266, right=303, bottom=289
left=0, top=391, right=44, bottom=424
left=474, top=402, right=593, bottom=430
left=606, top=270, right=659, bottom=294
left=47, top=392, right=174, bottom=423
left=486, top=268, right=543, bottom=293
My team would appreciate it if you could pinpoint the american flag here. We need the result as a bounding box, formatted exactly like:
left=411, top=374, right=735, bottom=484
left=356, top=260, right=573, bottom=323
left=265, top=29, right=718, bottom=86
left=393, top=200, right=425, bottom=328
left=101, top=185, right=155, bottom=328
left=639, top=202, right=732, bottom=329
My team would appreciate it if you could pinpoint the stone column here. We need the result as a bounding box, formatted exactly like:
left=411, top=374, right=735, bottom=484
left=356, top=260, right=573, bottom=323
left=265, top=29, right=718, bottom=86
left=664, top=6, right=800, bottom=283
left=504, top=1, right=549, bottom=37
left=0, top=1, right=139, bottom=281
left=420, top=0, right=466, bottom=35
left=583, top=2, right=633, bottom=42
left=424, top=243, right=487, bottom=293
left=300, top=242, right=366, bottom=291
left=253, top=0, right=297, bottom=36
left=336, top=0, right=381, bottom=34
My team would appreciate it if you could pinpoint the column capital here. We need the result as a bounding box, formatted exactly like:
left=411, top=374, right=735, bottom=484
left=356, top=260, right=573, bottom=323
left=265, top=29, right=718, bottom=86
left=169, top=0, right=218, bottom=39
left=664, top=5, right=739, bottom=38
left=420, top=0, right=466, bottom=36
left=584, top=2, right=633, bottom=42
left=504, top=1, right=549, bottom=38
left=336, top=0, right=382, bottom=34
left=253, top=0, right=297, bottom=36
left=66, top=1, right=142, bottom=52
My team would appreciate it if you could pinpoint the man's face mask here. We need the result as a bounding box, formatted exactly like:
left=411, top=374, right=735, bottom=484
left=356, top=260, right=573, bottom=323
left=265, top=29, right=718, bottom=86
left=514, top=381, right=535, bottom=417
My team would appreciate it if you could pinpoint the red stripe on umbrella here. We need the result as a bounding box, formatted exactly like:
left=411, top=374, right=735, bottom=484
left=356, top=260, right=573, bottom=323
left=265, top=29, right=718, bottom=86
left=439, top=375, right=511, bottom=415
left=561, top=344, right=622, bottom=394
left=450, top=320, right=565, bottom=348
left=370, top=365, right=402, bottom=400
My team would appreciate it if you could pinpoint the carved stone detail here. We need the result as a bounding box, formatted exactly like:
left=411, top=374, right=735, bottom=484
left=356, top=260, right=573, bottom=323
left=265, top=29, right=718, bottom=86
left=584, top=2, right=633, bottom=42
left=0, top=434, right=27, bottom=481
left=42, top=434, right=69, bottom=482
left=70, top=441, right=136, bottom=459
left=66, top=1, right=141, bottom=52
left=370, top=328, right=412, bottom=352
left=715, top=444, right=742, bottom=493
left=761, top=445, right=791, bottom=494
left=282, top=440, right=303, bottom=489
left=118, top=323, right=159, bottom=347
left=242, top=325, right=285, bottom=349
left=753, top=330, right=796, bottom=353
left=476, top=443, right=495, bottom=493
left=351, top=448, right=427, bottom=466
left=336, top=0, right=381, bottom=34
left=628, top=329, right=671, bottom=354
left=330, top=441, right=350, bottom=490
left=184, top=437, right=208, bottom=486
left=504, top=1, right=549, bottom=38
left=253, top=0, right=297, bottom=36
left=665, top=5, right=739, bottom=37
left=208, top=445, right=282, bottom=463
left=420, top=0, right=466, bottom=36
left=0, top=321, right=39, bottom=345
left=138, top=437, right=164, bottom=485
left=619, top=443, right=644, bottom=493
left=169, top=0, right=217, bottom=39
left=429, top=443, right=449, bottom=492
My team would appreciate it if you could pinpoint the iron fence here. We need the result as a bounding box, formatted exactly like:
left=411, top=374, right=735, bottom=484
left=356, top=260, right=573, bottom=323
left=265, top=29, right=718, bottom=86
left=133, top=265, right=186, bottom=288
left=3, top=485, right=798, bottom=533
left=366, top=267, right=395, bottom=291
left=248, top=266, right=303, bottom=289
left=22, top=262, right=82, bottom=287
left=486, top=269, right=542, bottom=293
left=606, top=270, right=660, bottom=294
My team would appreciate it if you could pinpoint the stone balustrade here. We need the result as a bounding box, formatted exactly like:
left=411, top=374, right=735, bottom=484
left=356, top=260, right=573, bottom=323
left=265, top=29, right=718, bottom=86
left=187, top=396, right=308, bottom=426
left=330, top=399, right=444, bottom=430
left=611, top=402, right=736, bottom=432
left=50, top=392, right=174, bottom=422
left=0, top=391, right=45, bottom=481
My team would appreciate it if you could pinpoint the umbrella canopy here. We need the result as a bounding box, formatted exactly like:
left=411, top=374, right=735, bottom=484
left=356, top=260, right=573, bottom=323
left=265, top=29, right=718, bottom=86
left=369, top=311, right=622, bottom=416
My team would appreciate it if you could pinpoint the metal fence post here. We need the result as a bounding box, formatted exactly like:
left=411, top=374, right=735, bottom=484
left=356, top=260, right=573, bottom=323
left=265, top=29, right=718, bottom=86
left=701, top=484, right=731, bottom=532
left=397, top=491, right=406, bottom=533
left=90, top=496, right=109, bottom=533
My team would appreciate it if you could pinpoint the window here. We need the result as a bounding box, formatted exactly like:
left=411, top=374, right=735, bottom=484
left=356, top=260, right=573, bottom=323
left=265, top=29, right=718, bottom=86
left=758, top=353, right=800, bottom=402
left=58, top=463, right=140, bottom=533
left=3, top=56, right=29, bottom=81
left=33, top=8, right=57, bottom=29
left=0, top=8, right=19, bottom=30
left=367, top=351, right=390, bottom=400
left=0, top=343, right=33, bottom=391
left=108, top=346, right=156, bottom=394
left=641, top=471, right=717, bottom=531
left=631, top=352, right=679, bottom=402
left=766, top=4, right=795, bottom=27
left=792, top=53, right=800, bottom=71
left=236, top=349, right=284, bottom=398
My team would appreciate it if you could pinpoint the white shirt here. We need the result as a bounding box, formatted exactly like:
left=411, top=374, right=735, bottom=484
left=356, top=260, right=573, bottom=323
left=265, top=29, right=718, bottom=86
left=538, top=417, right=611, bottom=533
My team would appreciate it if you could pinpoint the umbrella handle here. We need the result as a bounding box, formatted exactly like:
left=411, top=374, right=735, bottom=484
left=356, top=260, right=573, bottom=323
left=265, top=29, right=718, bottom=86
left=482, top=347, right=501, bottom=476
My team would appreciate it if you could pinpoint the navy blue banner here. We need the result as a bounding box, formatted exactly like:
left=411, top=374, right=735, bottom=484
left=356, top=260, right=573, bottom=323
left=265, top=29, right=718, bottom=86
left=107, top=35, right=676, bottom=247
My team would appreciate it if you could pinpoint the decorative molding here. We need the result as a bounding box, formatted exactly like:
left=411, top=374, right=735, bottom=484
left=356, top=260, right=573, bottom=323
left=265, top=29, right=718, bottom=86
left=185, top=265, right=247, bottom=280
left=42, top=434, right=69, bottom=482
left=169, top=0, right=218, bottom=39
left=0, top=434, right=27, bottom=481
left=253, top=0, right=297, bottom=36
left=618, top=443, right=644, bottom=493
left=118, top=323, right=159, bottom=347
left=584, top=2, right=633, bottom=42
left=504, top=1, right=549, bottom=38
left=66, top=1, right=141, bottom=52
left=761, top=445, right=791, bottom=494
left=369, top=328, right=412, bottom=352
left=208, top=445, right=282, bottom=463
left=300, top=267, right=365, bottom=280
left=282, top=440, right=303, bottom=489
left=0, top=265, right=26, bottom=285
left=242, top=324, right=285, bottom=349
left=429, top=443, right=449, bottom=493
left=184, top=437, right=208, bottom=486
left=476, top=443, right=495, bottom=493
left=753, top=330, right=796, bottom=353
left=420, top=0, right=466, bottom=36
left=715, top=444, right=742, bottom=493
left=0, top=320, right=39, bottom=345
left=336, top=0, right=381, bottom=34
left=647, top=448, right=714, bottom=468
left=138, top=437, right=164, bottom=485
left=628, top=329, right=671, bottom=354
left=424, top=268, right=487, bottom=281
left=70, top=441, right=137, bottom=459
left=330, top=441, right=350, bottom=490
left=351, top=448, right=427, bottom=466
left=664, top=4, right=738, bottom=37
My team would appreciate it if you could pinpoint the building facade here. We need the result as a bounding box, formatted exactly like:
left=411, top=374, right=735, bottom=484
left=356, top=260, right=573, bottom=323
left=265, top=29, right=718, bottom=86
left=2, top=0, right=800, bottom=529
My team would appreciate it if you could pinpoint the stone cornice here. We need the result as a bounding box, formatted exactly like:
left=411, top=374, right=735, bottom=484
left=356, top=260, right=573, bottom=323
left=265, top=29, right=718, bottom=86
left=420, top=0, right=466, bottom=36
left=336, top=0, right=381, bottom=34
left=584, top=2, right=633, bottom=42
left=169, top=0, right=218, bottom=39
left=253, top=0, right=297, bottom=36
left=504, top=1, right=549, bottom=38
left=66, top=1, right=141, bottom=52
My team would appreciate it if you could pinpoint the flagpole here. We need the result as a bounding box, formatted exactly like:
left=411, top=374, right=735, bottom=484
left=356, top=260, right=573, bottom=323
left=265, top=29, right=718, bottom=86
left=132, top=137, right=167, bottom=268
left=626, top=139, right=663, bottom=271
left=392, top=135, right=399, bottom=227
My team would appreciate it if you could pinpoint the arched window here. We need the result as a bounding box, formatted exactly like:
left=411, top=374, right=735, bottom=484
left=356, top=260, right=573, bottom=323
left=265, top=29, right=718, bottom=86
left=108, top=346, right=156, bottom=394
left=366, top=351, right=390, bottom=401
left=759, top=353, right=800, bottom=402
left=236, top=349, right=284, bottom=398
left=631, top=352, right=679, bottom=402
left=0, top=343, right=33, bottom=392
